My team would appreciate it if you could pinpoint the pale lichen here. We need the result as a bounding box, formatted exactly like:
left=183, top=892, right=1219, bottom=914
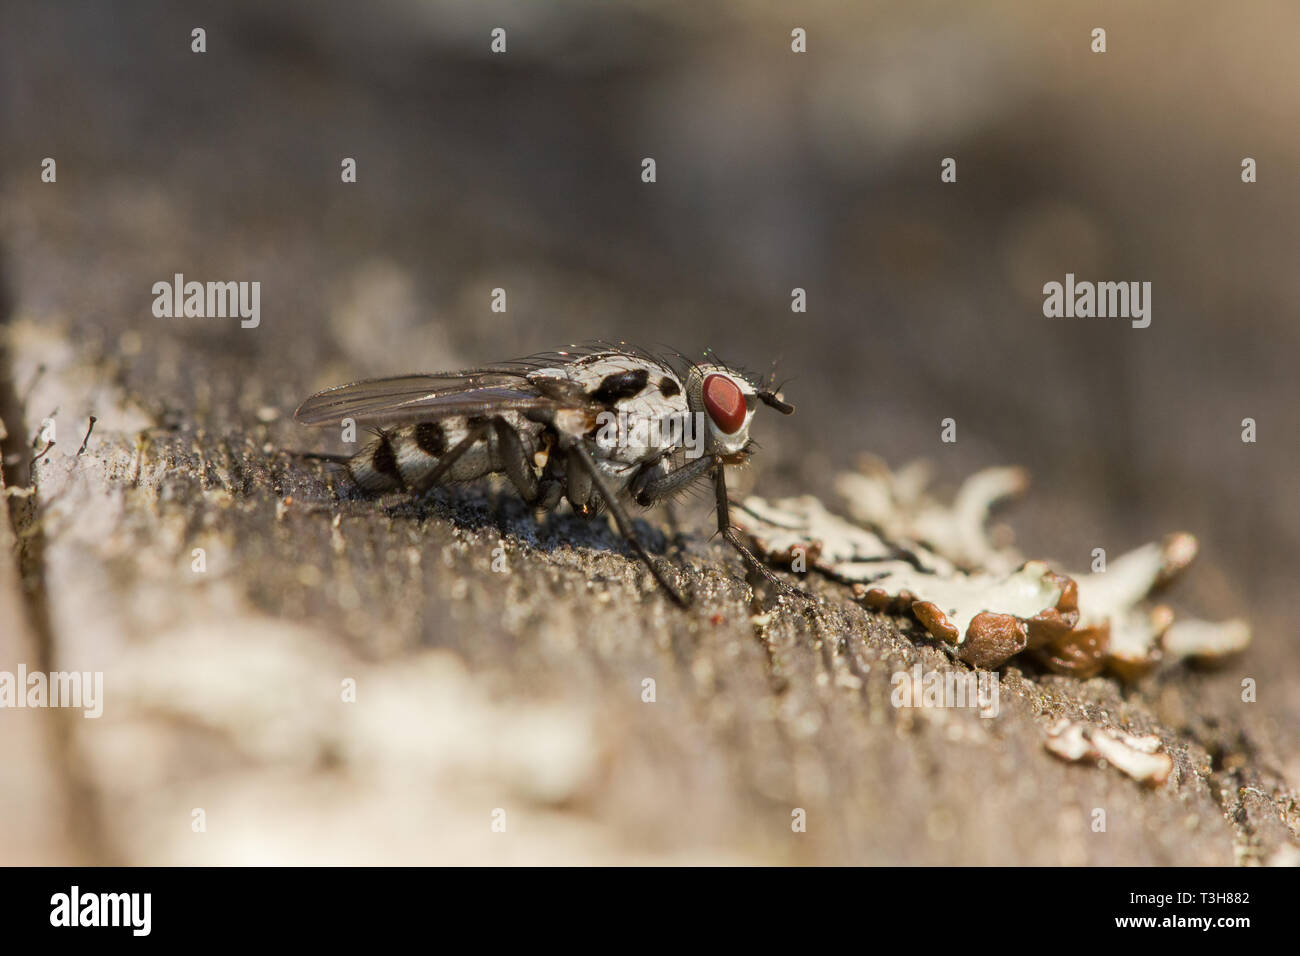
left=737, top=459, right=1250, bottom=680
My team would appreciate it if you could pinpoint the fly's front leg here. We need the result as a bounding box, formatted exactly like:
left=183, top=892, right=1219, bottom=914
left=563, top=439, right=689, bottom=607
left=713, top=461, right=814, bottom=602
left=630, top=452, right=715, bottom=506
left=630, top=454, right=714, bottom=553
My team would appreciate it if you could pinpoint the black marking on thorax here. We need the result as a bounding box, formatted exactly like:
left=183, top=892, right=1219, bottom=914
left=589, top=368, right=649, bottom=404
left=658, top=376, right=681, bottom=398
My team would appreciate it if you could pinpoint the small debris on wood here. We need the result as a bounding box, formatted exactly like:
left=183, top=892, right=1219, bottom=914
left=77, top=415, right=97, bottom=456
left=1044, top=718, right=1173, bottom=787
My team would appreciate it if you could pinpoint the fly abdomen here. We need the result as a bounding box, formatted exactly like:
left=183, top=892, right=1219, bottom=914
left=347, top=429, right=414, bottom=493
left=347, top=415, right=543, bottom=493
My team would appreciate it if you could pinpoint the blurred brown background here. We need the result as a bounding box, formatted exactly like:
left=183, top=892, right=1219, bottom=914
left=1, top=0, right=1295, bottom=864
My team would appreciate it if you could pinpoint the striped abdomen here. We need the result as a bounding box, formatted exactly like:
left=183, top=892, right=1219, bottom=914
left=348, top=413, right=545, bottom=493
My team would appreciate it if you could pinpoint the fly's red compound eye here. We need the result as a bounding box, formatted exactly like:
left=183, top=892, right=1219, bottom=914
left=703, top=374, right=746, bottom=433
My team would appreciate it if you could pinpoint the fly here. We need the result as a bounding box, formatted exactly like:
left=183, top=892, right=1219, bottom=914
left=294, top=344, right=802, bottom=607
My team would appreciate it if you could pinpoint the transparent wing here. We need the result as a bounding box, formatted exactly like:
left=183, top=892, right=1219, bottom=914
left=294, top=370, right=567, bottom=427
left=294, top=346, right=675, bottom=428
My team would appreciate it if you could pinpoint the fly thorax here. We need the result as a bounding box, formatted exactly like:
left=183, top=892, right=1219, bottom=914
left=593, top=408, right=654, bottom=457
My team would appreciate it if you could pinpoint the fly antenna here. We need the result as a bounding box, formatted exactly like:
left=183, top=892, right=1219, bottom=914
left=758, top=389, right=795, bottom=415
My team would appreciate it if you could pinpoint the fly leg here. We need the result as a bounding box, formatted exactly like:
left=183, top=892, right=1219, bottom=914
left=563, top=439, right=689, bottom=607
left=425, top=416, right=552, bottom=509
left=535, top=479, right=563, bottom=512
left=630, top=452, right=715, bottom=506
left=630, top=453, right=714, bottom=559
left=713, top=461, right=814, bottom=602
left=492, top=418, right=541, bottom=505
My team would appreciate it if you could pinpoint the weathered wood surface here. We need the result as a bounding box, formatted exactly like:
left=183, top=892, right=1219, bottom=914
left=1, top=1, right=1297, bottom=865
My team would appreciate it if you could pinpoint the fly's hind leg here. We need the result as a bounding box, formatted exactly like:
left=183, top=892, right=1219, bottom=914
left=407, top=418, right=492, bottom=495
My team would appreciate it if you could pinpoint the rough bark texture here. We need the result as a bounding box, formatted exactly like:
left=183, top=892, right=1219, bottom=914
left=1, top=0, right=1297, bottom=865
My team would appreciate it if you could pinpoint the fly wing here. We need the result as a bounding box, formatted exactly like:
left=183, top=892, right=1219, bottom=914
left=296, top=373, right=529, bottom=427
left=294, top=347, right=676, bottom=428
left=294, top=367, right=590, bottom=427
